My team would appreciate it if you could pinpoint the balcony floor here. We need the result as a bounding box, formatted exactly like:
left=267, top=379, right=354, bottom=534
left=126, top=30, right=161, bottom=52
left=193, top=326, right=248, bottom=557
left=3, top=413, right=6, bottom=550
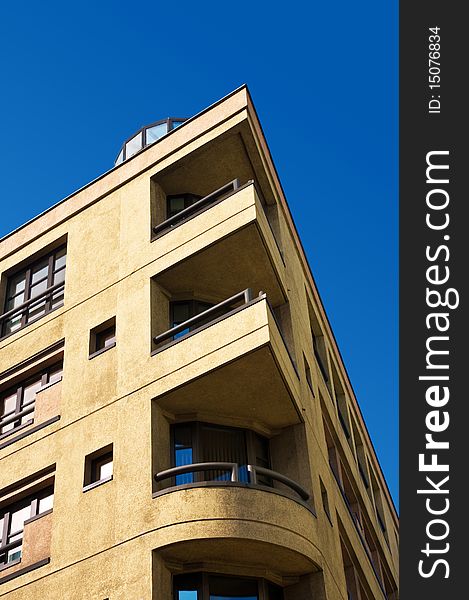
left=155, top=344, right=301, bottom=433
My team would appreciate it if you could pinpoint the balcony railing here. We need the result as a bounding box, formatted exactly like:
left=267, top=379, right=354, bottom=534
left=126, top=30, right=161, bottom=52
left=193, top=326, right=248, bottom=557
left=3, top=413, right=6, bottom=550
left=152, top=178, right=242, bottom=238
left=0, top=281, right=65, bottom=338
left=0, top=403, right=35, bottom=430
left=0, top=536, right=22, bottom=558
left=154, top=461, right=310, bottom=502
left=330, top=467, right=387, bottom=599
left=152, top=288, right=254, bottom=349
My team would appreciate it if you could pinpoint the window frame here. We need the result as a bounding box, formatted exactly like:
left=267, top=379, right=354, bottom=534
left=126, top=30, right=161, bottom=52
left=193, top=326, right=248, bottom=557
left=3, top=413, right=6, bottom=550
left=0, top=485, right=54, bottom=567
left=173, top=572, right=283, bottom=600
left=83, top=444, right=114, bottom=492
left=0, top=362, right=63, bottom=439
left=1, top=245, right=66, bottom=338
left=95, top=326, right=116, bottom=353
left=169, top=300, right=215, bottom=341
left=166, top=193, right=202, bottom=220
left=89, top=317, right=116, bottom=358
left=90, top=451, right=113, bottom=484
left=170, top=422, right=272, bottom=487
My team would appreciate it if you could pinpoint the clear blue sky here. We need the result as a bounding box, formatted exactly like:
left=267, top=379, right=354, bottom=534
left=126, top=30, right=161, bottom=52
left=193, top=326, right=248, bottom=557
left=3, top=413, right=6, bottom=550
left=0, top=2, right=398, bottom=505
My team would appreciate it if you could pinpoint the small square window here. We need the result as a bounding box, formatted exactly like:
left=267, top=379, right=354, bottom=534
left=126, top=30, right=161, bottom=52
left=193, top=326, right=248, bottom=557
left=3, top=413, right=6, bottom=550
left=92, top=452, right=113, bottom=482
left=83, top=445, right=113, bottom=491
left=89, top=318, right=116, bottom=358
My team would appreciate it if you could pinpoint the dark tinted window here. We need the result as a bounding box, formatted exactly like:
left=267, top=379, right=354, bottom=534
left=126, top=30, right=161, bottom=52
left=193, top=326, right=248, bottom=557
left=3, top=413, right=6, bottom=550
left=2, top=246, right=66, bottom=337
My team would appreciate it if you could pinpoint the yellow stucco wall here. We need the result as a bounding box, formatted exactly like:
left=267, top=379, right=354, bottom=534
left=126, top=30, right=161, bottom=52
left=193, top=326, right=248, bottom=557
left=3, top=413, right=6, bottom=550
left=0, top=86, right=398, bottom=599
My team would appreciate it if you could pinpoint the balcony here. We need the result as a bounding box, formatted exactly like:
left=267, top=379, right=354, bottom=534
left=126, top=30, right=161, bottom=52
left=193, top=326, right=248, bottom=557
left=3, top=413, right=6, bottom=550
left=151, top=291, right=300, bottom=431
left=0, top=282, right=65, bottom=341
left=149, top=180, right=285, bottom=290
left=0, top=476, right=54, bottom=585
left=0, top=373, right=62, bottom=451
left=152, top=178, right=243, bottom=240
left=0, top=512, right=52, bottom=582
left=150, top=483, right=318, bottom=585
left=154, top=462, right=310, bottom=503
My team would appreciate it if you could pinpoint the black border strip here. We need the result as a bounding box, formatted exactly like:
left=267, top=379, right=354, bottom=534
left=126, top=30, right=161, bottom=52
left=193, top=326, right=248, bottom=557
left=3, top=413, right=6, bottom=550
left=0, top=558, right=50, bottom=585
left=0, top=416, right=60, bottom=452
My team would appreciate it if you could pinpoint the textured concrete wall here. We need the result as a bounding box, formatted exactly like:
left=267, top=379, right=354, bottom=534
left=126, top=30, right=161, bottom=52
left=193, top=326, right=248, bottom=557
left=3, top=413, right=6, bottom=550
left=0, top=87, right=398, bottom=599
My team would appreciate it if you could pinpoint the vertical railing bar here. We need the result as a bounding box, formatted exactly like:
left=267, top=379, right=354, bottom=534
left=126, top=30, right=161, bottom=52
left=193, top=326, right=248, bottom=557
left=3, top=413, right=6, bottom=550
left=247, top=464, right=258, bottom=484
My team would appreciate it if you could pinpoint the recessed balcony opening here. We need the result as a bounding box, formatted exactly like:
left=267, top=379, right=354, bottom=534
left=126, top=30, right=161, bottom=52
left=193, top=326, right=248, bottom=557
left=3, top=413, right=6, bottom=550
left=152, top=339, right=301, bottom=431
left=153, top=541, right=322, bottom=599
left=0, top=357, right=63, bottom=442
left=0, top=467, right=55, bottom=577
left=173, top=572, right=284, bottom=599
left=0, top=241, right=67, bottom=339
left=150, top=225, right=294, bottom=364
left=149, top=131, right=284, bottom=253
left=152, top=410, right=314, bottom=509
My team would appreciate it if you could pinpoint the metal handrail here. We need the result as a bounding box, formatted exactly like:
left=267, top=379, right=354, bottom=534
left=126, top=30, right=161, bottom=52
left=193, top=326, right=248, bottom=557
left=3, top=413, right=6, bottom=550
left=247, top=465, right=310, bottom=501
left=154, top=461, right=310, bottom=502
left=0, top=281, right=65, bottom=323
left=0, top=536, right=22, bottom=555
left=154, top=462, right=239, bottom=483
left=152, top=288, right=253, bottom=345
left=0, top=404, right=35, bottom=428
left=152, top=178, right=241, bottom=235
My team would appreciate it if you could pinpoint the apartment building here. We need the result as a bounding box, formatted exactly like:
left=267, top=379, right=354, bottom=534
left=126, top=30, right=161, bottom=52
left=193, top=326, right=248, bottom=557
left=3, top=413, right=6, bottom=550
left=0, top=86, right=398, bottom=599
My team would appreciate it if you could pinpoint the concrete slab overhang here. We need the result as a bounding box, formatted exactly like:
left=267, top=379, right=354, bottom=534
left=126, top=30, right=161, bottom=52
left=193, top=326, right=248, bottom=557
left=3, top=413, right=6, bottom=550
left=152, top=487, right=319, bottom=582
left=152, top=296, right=301, bottom=432
left=151, top=181, right=286, bottom=310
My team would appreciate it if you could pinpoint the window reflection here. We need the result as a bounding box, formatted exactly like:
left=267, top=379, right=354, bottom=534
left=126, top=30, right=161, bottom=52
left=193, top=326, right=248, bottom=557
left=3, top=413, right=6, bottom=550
left=2, top=246, right=67, bottom=337
left=0, top=486, right=54, bottom=566
left=146, top=123, right=167, bottom=144
left=115, top=118, right=186, bottom=165
left=125, top=132, right=143, bottom=159
left=0, top=361, right=63, bottom=435
left=174, top=574, right=281, bottom=600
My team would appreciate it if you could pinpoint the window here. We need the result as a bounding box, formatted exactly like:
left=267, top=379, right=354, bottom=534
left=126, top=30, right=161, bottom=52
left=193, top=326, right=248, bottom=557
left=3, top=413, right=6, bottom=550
left=1, top=246, right=66, bottom=337
left=115, top=118, right=187, bottom=165
left=171, top=422, right=271, bottom=487
left=170, top=300, right=214, bottom=340
left=173, top=573, right=283, bottom=600
left=320, top=478, right=332, bottom=523
left=337, top=396, right=351, bottom=442
left=306, top=295, right=329, bottom=384
left=167, top=193, right=201, bottom=220
left=303, top=354, right=314, bottom=394
left=0, top=486, right=53, bottom=567
left=312, top=335, right=328, bottom=383
left=83, top=445, right=113, bottom=491
left=89, top=318, right=116, bottom=357
left=0, top=362, right=63, bottom=437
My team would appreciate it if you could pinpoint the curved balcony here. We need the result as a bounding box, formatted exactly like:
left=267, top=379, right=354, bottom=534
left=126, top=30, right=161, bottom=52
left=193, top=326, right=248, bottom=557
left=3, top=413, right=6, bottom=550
left=154, top=462, right=310, bottom=503
left=150, top=481, right=319, bottom=583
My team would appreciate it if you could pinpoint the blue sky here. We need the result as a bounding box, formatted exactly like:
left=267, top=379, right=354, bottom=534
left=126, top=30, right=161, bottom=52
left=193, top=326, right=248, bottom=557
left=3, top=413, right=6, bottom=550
left=0, top=1, right=398, bottom=505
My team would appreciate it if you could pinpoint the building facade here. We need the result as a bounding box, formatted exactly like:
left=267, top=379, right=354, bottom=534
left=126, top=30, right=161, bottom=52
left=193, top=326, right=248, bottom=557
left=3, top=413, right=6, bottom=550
left=0, top=86, right=398, bottom=599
